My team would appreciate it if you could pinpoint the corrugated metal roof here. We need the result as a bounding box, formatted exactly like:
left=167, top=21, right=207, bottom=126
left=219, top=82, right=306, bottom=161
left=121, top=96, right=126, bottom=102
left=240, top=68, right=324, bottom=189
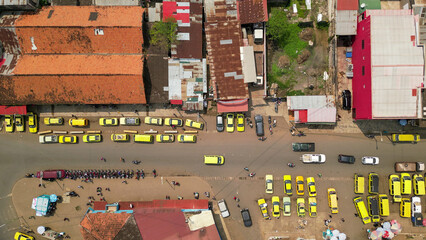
left=237, top=0, right=268, bottom=24
left=370, top=12, right=424, bottom=118
left=240, top=46, right=256, bottom=83
left=0, top=0, right=29, bottom=6
left=337, top=0, right=359, bottom=10
left=336, top=10, right=357, bottom=35
left=288, top=95, right=335, bottom=110
left=168, top=58, right=206, bottom=110
left=205, top=0, right=248, bottom=100
left=12, top=6, right=143, bottom=27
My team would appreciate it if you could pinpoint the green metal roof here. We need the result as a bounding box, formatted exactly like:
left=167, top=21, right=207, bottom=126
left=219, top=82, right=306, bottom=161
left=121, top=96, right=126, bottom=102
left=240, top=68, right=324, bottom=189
left=359, top=0, right=381, bottom=13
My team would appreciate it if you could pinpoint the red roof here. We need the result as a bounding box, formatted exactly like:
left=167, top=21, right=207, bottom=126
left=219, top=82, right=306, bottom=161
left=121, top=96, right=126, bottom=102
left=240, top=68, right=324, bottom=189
left=337, top=0, right=359, bottom=10
left=298, top=110, right=308, bottom=123
left=163, top=2, right=190, bottom=23
left=0, top=106, right=26, bottom=115
left=80, top=212, right=132, bottom=240
left=217, top=99, right=249, bottom=113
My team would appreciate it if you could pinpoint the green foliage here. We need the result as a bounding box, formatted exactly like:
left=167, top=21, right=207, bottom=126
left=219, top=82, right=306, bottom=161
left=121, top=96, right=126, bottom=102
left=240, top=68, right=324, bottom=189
left=298, top=8, right=308, bottom=19
left=39, top=0, right=49, bottom=6
left=287, top=90, right=305, bottom=96
left=150, top=17, right=178, bottom=50
left=267, top=8, right=307, bottom=59
left=317, top=21, right=330, bottom=30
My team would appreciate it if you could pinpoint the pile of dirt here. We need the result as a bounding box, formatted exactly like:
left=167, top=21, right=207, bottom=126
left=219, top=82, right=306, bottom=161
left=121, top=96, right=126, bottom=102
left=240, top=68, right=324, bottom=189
left=278, top=55, right=291, bottom=68
left=297, top=49, right=311, bottom=64
left=299, top=28, right=314, bottom=41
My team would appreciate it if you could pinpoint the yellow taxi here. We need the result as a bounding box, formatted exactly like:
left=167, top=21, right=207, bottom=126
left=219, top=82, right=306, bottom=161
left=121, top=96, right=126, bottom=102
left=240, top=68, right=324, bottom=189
left=283, top=175, right=292, bottom=196
left=391, top=134, right=420, bottom=143
left=83, top=134, right=102, bottom=143
left=378, top=194, right=390, bottom=217
left=226, top=113, right=234, bottom=132
left=44, top=117, right=64, bottom=125
left=389, top=174, right=402, bottom=202
left=400, top=173, right=412, bottom=195
left=185, top=119, right=204, bottom=130
left=354, top=173, right=365, bottom=194
left=272, top=196, right=280, bottom=218
left=327, top=188, right=338, bottom=214
left=99, top=118, right=118, bottom=126
left=111, top=134, right=130, bottom=142
left=400, top=198, right=411, bottom=218
left=69, top=118, right=88, bottom=127
left=5, top=115, right=14, bottom=133
left=177, top=134, right=196, bottom=143
left=308, top=197, right=317, bottom=217
left=236, top=114, right=245, bottom=132
left=204, top=155, right=224, bottom=165
left=257, top=198, right=270, bottom=219
left=164, top=118, right=183, bottom=127
left=265, top=174, right=273, bottom=194
left=15, top=115, right=24, bottom=132
left=59, top=135, right=77, bottom=144
left=14, top=232, right=34, bottom=240
left=27, top=112, right=38, bottom=133
left=296, top=176, right=304, bottom=195
left=156, top=134, right=174, bottom=143
left=145, top=117, right=163, bottom=126
left=297, top=198, right=306, bottom=217
left=413, top=174, right=425, bottom=195
left=307, top=177, right=316, bottom=197
left=354, top=196, right=371, bottom=224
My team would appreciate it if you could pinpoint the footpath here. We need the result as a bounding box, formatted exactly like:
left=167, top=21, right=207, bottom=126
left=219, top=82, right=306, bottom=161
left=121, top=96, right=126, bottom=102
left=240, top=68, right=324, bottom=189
left=12, top=176, right=221, bottom=239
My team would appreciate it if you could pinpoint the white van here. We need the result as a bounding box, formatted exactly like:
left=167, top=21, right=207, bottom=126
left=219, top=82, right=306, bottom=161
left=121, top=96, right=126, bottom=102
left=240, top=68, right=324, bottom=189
left=218, top=199, right=230, bottom=218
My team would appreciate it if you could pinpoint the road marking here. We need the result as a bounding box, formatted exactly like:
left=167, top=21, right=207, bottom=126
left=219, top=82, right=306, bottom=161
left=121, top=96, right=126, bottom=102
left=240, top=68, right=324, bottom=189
left=0, top=224, right=5, bottom=228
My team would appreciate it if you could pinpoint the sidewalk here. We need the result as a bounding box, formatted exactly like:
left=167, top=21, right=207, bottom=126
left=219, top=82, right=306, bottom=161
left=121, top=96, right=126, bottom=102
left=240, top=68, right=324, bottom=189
left=12, top=177, right=216, bottom=239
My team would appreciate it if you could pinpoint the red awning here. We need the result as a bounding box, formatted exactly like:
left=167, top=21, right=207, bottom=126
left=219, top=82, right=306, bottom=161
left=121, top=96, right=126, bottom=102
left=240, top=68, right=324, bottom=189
left=170, top=100, right=183, bottom=105
left=0, top=106, right=27, bottom=115
left=217, top=99, right=249, bottom=113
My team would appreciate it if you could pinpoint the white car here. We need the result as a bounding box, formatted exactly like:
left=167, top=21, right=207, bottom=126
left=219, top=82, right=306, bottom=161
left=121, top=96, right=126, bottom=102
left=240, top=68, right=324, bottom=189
left=412, top=196, right=422, bottom=216
left=301, top=154, right=326, bottom=163
left=218, top=199, right=230, bottom=218
left=39, top=135, right=59, bottom=143
left=361, top=156, right=379, bottom=165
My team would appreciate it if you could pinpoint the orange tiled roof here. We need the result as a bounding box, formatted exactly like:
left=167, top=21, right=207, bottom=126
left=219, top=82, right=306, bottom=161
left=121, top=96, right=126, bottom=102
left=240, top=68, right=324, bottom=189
left=15, top=27, right=143, bottom=54
left=15, top=6, right=143, bottom=27
left=12, top=55, right=143, bottom=75
left=80, top=212, right=131, bottom=240
left=0, top=75, right=146, bottom=105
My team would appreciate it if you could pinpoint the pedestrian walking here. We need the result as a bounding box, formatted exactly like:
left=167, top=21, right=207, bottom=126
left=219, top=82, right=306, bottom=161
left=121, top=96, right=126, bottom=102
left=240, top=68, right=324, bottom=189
left=38, top=184, right=42, bottom=187
left=329, top=214, right=332, bottom=218
left=63, top=218, right=70, bottom=221
left=236, top=198, right=240, bottom=202
left=233, top=196, right=237, bottom=201
left=122, top=180, right=127, bottom=184
left=153, top=169, right=157, bottom=177
left=29, top=216, right=35, bottom=219
left=237, top=204, right=240, bottom=208
left=106, top=188, right=110, bottom=191
left=341, top=218, right=345, bottom=222
left=317, top=173, right=322, bottom=178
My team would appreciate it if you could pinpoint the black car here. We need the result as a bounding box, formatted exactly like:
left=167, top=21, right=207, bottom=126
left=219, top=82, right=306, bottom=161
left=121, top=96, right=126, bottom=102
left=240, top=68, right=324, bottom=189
left=342, top=90, right=351, bottom=110
left=254, top=115, right=264, bottom=136
left=240, top=208, right=252, bottom=227
left=216, top=114, right=224, bottom=132
left=338, top=154, right=355, bottom=164
left=292, top=143, right=315, bottom=152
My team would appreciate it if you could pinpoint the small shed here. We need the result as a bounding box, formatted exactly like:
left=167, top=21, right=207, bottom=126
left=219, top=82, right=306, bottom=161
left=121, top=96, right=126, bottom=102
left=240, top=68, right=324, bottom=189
left=288, top=96, right=336, bottom=124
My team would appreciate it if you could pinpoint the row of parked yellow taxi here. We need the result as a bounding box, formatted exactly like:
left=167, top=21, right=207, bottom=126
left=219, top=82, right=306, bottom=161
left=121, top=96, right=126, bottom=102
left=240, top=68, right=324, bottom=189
left=260, top=175, right=338, bottom=219
left=352, top=172, right=425, bottom=225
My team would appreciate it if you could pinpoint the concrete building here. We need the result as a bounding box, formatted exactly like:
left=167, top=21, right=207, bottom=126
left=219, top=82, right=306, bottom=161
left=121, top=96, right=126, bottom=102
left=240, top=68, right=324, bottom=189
left=287, top=95, right=336, bottom=124
left=336, top=0, right=358, bottom=36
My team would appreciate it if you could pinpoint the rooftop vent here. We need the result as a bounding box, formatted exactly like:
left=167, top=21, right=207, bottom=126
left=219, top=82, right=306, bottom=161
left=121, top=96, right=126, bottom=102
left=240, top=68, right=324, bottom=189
left=89, top=12, right=98, bottom=21
left=94, top=29, right=104, bottom=36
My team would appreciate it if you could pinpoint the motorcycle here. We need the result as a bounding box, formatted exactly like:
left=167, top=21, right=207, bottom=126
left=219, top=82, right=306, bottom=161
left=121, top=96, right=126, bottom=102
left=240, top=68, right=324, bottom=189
left=273, top=119, right=277, bottom=128
left=132, top=160, right=141, bottom=165
left=268, top=116, right=271, bottom=124
left=288, top=163, right=296, bottom=168
left=297, top=132, right=306, bottom=137
left=249, top=172, right=256, bottom=177
left=258, top=136, right=267, bottom=141
left=194, top=192, right=199, bottom=199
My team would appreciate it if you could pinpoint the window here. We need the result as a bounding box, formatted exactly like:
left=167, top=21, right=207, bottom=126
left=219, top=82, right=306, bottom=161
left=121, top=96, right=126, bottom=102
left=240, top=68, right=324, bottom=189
left=362, top=40, right=364, bottom=49
left=362, top=66, right=365, bottom=76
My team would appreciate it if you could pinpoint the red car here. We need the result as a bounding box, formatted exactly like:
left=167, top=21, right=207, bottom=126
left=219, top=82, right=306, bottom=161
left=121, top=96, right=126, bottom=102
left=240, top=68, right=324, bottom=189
left=36, top=170, right=66, bottom=180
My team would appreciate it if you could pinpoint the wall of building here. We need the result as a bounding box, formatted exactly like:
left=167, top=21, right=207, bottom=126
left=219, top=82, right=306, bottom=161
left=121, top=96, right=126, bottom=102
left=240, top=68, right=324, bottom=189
left=352, top=14, right=372, bottom=119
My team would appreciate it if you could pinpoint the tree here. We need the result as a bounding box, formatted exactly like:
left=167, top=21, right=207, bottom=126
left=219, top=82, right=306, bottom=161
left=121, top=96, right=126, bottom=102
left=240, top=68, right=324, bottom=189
left=150, top=17, right=178, bottom=50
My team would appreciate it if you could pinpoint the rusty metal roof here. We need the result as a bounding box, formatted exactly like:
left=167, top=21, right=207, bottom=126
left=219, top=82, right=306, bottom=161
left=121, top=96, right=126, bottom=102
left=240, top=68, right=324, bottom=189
left=205, top=20, right=248, bottom=100
left=237, top=0, right=268, bottom=24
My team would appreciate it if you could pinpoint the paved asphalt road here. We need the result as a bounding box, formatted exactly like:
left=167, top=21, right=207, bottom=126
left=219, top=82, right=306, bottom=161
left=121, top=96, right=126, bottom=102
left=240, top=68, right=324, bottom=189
left=0, top=120, right=423, bottom=239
